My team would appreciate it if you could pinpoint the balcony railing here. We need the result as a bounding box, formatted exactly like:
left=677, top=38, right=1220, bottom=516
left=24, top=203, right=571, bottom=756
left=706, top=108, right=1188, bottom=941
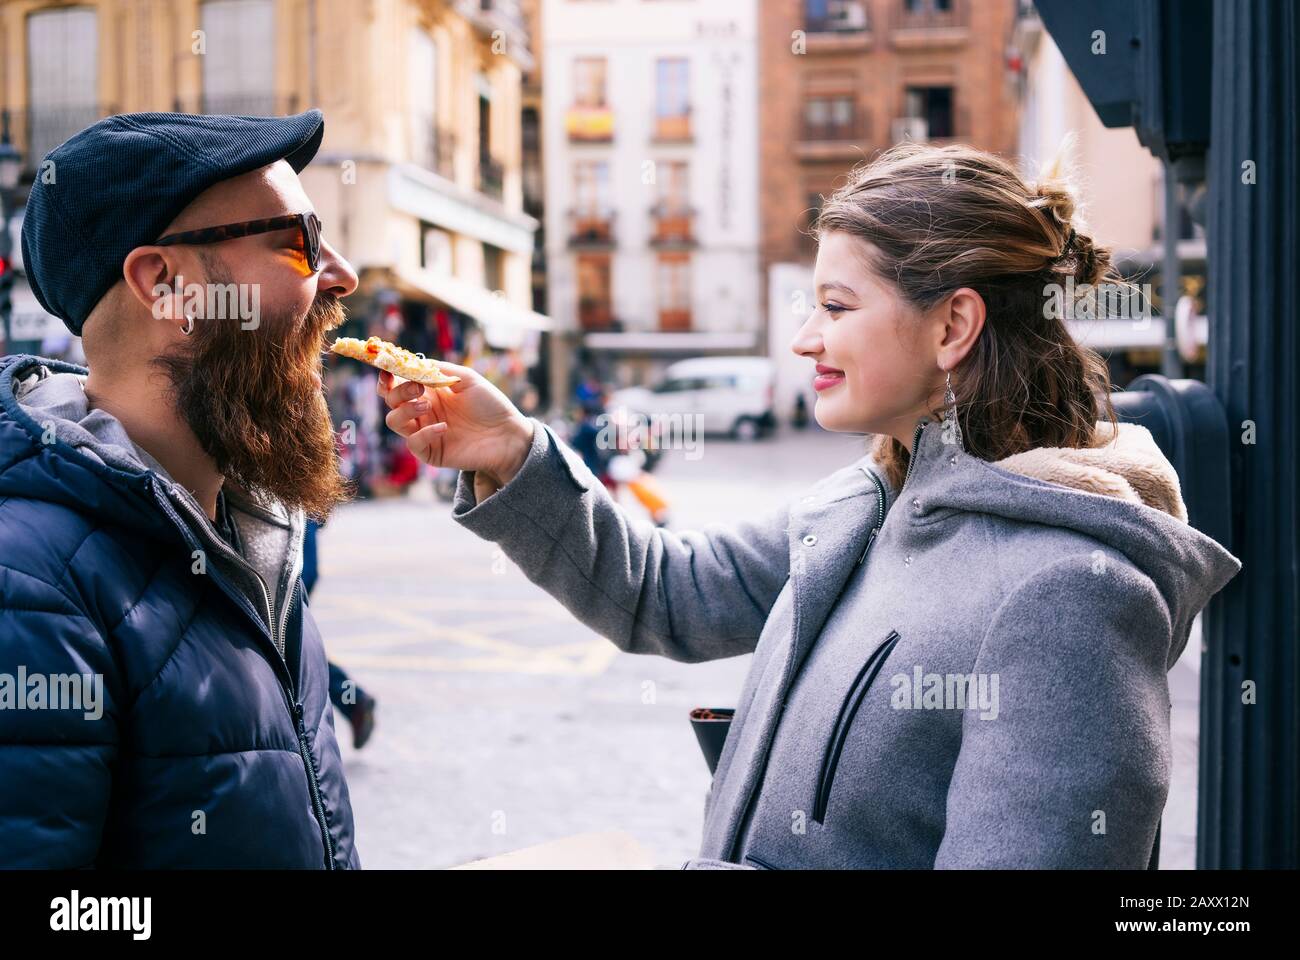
left=649, top=203, right=696, bottom=247
left=414, top=124, right=457, bottom=179
left=889, top=105, right=969, bottom=144
left=194, top=93, right=293, bottom=117
left=460, top=0, right=526, bottom=34
left=579, top=299, right=615, bottom=331
left=4, top=104, right=104, bottom=171
left=478, top=153, right=504, bottom=199
left=567, top=106, right=614, bottom=142
left=658, top=308, right=692, bottom=332
left=799, top=112, right=871, bottom=144
left=805, top=0, right=871, bottom=35
left=889, top=0, right=970, bottom=46
left=569, top=207, right=617, bottom=248
left=653, top=109, right=692, bottom=143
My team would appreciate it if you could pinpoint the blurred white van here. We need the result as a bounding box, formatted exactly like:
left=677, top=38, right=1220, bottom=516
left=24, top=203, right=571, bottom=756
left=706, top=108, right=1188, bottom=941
left=608, top=356, right=776, bottom=441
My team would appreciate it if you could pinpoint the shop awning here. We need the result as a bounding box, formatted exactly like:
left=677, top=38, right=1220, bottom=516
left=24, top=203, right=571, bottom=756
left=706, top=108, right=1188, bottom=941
left=392, top=265, right=551, bottom=350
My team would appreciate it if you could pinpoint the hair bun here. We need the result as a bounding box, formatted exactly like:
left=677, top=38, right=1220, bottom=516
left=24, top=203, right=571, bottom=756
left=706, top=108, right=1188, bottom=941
left=1034, top=178, right=1077, bottom=228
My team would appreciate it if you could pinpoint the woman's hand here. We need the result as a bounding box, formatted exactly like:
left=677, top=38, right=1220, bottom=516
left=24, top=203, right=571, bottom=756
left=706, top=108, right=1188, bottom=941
left=377, top=361, right=534, bottom=492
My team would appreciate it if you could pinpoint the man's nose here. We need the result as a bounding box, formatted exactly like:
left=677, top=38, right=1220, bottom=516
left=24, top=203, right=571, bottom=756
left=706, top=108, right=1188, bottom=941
left=318, top=239, right=359, bottom=298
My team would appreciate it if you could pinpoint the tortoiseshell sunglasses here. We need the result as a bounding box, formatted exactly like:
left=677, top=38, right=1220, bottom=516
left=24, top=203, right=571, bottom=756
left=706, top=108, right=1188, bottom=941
left=154, top=211, right=323, bottom=275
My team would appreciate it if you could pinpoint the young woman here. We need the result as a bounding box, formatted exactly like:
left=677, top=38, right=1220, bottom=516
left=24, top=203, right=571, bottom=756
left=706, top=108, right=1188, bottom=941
left=377, top=143, right=1241, bottom=869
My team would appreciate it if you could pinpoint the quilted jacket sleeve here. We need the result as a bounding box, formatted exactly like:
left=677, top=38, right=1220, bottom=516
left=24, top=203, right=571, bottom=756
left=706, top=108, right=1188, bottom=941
left=0, top=562, right=119, bottom=868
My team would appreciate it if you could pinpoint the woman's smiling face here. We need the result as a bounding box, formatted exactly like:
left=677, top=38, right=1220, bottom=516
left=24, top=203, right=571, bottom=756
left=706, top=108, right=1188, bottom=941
left=791, top=230, right=939, bottom=446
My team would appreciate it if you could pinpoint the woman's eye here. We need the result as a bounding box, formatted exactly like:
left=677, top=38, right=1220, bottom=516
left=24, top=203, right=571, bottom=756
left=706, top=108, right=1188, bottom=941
left=822, top=302, right=846, bottom=316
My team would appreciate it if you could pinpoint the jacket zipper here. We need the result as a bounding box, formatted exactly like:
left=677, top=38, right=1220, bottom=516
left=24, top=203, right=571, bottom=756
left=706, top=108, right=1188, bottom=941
left=154, top=486, right=336, bottom=869
left=812, top=629, right=901, bottom=824
left=857, top=467, right=887, bottom=565
left=294, top=685, right=337, bottom=869
left=271, top=510, right=305, bottom=659
left=900, top=420, right=927, bottom=493
left=724, top=465, right=889, bottom=861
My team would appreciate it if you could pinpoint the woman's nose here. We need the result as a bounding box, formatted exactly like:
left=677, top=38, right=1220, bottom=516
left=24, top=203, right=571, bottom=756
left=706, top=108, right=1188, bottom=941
left=790, top=313, right=824, bottom=358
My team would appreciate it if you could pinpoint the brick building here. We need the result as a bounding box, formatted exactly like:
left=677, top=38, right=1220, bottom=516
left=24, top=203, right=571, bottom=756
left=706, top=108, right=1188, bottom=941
left=758, top=0, right=1019, bottom=421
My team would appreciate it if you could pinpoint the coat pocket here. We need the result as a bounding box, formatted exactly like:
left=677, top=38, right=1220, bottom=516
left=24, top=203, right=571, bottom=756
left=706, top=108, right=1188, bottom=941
left=812, top=628, right=901, bottom=825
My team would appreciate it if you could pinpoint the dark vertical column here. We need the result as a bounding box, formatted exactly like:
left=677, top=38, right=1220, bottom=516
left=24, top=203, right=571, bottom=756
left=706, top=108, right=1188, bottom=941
left=1202, top=0, right=1300, bottom=869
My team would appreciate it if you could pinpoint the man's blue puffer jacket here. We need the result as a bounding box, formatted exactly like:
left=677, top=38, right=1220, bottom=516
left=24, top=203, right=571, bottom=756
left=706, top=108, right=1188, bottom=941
left=0, top=355, right=359, bottom=868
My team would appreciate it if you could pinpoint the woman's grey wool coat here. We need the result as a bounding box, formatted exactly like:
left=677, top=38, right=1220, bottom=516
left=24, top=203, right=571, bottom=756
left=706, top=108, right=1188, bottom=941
left=451, top=415, right=1242, bottom=869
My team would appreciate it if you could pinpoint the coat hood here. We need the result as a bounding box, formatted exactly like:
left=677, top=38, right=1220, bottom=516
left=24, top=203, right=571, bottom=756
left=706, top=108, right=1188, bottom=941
left=892, top=416, right=1242, bottom=667
left=0, top=354, right=180, bottom=543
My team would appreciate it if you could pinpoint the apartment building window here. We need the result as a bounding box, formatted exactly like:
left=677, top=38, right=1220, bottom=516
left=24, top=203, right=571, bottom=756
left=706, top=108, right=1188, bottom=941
left=26, top=6, right=99, bottom=166
left=657, top=161, right=689, bottom=209
left=570, top=161, right=614, bottom=245
left=483, top=243, right=504, bottom=293
left=421, top=224, right=454, bottom=274
left=652, top=161, right=693, bottom=245
left=904, top=86, right=954, bottom=139
left=574, top=161, right=611, bottom=212
left=478, top=78, right=504, bottom=199
left=200, top=0, right=276, bottom=115
left=409, top=27, right=452, bottom=177
left=654, top=58, right=691, bottom=141
left=522, top=107, right=542, bottom=211
left=574, top=58, right=608, bottom=108
left=569, top=58, right=612, bottom=142
left=657, top=253, right=691, bottom=331
left=802, top=94, right=857, bottom=141
left=805, top=0, right=871, bottom=33
left=799, top=187, right=829, bottom=255
left=577, top=254, right=613, bottom=331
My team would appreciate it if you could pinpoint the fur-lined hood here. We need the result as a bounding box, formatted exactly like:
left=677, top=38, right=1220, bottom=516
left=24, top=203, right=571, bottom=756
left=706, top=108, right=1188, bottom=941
left=891, top=416, right=1241, bottom=669
left=995, top=420, right=1188, bottom=523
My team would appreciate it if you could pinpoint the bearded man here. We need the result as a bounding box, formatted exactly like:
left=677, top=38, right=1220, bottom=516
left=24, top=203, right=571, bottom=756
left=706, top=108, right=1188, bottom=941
left=0, top=110, right=360, bottom=868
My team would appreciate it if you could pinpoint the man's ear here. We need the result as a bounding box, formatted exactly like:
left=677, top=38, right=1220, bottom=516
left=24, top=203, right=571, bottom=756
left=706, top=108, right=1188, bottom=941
left=122, top=246, right=186, bottom=323
left=937, top=287, right=986, bottom=368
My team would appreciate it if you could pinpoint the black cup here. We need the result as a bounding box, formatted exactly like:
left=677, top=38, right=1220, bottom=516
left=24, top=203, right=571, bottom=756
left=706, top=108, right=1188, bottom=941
left=689, top=707, right=736, bottom=775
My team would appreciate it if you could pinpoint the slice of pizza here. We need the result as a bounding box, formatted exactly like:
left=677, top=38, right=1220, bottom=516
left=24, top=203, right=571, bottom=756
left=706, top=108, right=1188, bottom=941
left=330, top=336, right=461, bottom=387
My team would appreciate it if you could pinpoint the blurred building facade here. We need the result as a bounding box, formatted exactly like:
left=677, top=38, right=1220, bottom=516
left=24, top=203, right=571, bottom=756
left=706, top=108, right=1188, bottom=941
left=0, top=0, right=547, bottom=395
left=540, top=0, right=762, bottom=401
left=759, top=0, right=1021, bottom=424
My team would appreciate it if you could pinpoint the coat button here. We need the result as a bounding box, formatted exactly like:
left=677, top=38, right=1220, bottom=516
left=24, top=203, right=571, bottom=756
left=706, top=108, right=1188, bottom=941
left=911, top=497, right=921, bottom=510
left=904, top=555, right=913, bottom=566
left=802, top=534, right=817, bottom=546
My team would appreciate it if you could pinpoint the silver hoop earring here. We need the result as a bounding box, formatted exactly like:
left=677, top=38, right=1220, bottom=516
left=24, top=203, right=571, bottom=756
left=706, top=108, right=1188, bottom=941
left=941, top=369, right=964, bottom=452
left=180, top=312, right=195, bottom=337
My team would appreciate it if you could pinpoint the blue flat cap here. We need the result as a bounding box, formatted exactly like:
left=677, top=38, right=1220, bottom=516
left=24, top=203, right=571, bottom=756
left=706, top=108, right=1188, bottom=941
left=21, top=109, right=325, bottom=336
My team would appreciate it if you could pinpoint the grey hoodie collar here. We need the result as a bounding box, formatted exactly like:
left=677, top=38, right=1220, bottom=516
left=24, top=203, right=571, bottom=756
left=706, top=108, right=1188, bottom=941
left=897, top=416, right=1242, bottom=664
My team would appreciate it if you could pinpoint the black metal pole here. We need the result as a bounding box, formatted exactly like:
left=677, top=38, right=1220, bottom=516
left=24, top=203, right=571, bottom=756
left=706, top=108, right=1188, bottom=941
left=1201, top=0, right=1300, bottom=869
left=1161, top=162, right=1184, bottom=378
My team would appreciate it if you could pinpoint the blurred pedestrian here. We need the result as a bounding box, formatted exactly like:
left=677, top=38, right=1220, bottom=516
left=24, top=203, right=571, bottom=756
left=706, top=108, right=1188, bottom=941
left=302, top=519, right=377, bottom=749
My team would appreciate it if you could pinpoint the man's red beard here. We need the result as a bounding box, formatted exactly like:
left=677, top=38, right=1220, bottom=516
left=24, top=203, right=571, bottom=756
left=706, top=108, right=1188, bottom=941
left=154, top=285, right=352, bottom=522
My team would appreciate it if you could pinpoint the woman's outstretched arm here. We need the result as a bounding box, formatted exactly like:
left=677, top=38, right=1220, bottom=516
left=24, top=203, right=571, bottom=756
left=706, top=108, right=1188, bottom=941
left=378, top=367, right=791, bottom=663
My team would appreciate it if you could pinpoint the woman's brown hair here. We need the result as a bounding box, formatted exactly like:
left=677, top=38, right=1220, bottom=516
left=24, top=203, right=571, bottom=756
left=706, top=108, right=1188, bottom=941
left=814, top=140, right=1122, bottom=491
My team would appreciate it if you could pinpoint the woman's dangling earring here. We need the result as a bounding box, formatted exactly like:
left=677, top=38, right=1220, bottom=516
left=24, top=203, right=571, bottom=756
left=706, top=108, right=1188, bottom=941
left=180, top=307, right=195, bottom=337
left=941, top=369, right=965, bottom=453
